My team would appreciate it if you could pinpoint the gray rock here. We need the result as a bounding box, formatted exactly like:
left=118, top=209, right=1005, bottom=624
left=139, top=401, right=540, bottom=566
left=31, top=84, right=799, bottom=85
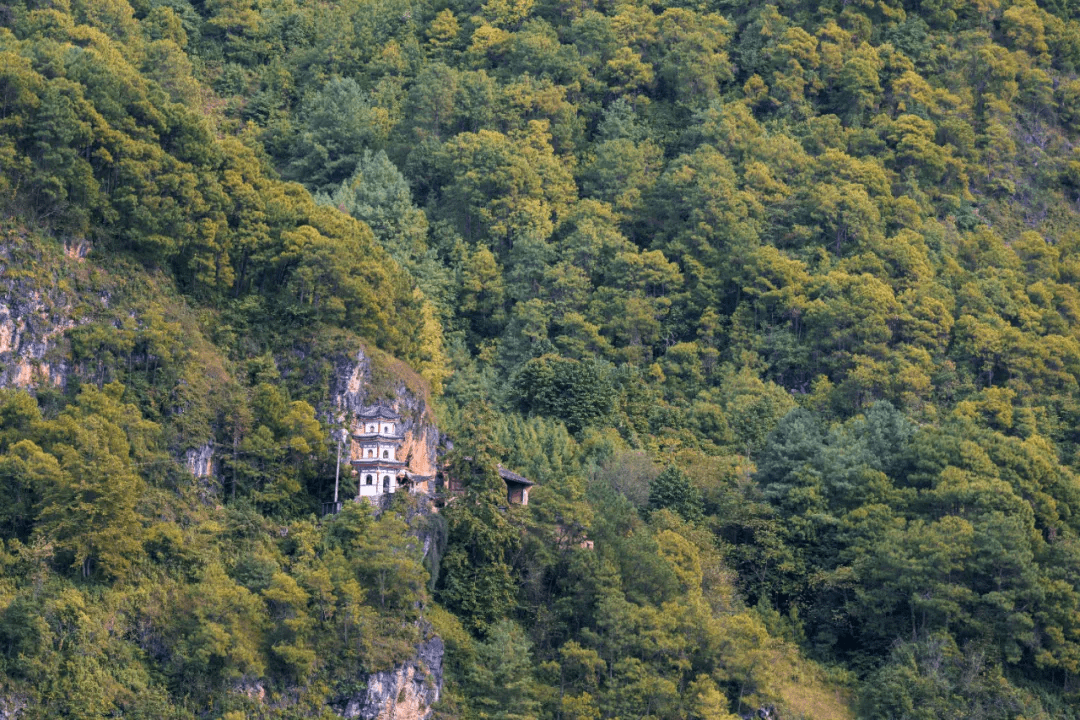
left=336, top=635, right=444, bottom=720
left=0, top=290, right=77, bottom=390
left=0, top=695, right=26, bottom=720
left=184, top=441, right=215, bottom=478
left=329, top=348, right=441, bottom=490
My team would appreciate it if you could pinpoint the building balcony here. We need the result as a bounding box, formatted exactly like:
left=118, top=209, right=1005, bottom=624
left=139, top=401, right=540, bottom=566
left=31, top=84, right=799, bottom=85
left=352, top=430, right=403, bottom=441
left=350, top=457, right=408, bottom=468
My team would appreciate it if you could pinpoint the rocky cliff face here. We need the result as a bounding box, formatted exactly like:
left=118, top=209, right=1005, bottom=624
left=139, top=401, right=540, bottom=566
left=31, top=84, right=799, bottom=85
left=0, top=695, right=26, bottom=720
left=184, top=344, right=438, bottom=485
left=332, top=347, right=441, bottom=487
left=336, top=636, right=444, bottom=720
left=184, top=442, right=215, bottom=478
left=0, top=274, right=81, bottom=391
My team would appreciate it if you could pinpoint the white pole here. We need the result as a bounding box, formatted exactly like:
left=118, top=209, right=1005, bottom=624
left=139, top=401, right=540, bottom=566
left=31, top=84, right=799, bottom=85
left=334, top=433, right=342, bottom=504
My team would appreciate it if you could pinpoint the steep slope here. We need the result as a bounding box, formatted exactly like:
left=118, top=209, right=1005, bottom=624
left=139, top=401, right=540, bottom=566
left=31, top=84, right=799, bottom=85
left=4, top=0, right=1080, bottom=715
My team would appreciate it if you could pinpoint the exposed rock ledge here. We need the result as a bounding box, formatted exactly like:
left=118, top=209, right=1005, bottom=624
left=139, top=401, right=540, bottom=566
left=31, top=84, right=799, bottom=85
left=0, top=293, right=75, bottom=390
left=332, top=347, right=441, bottom=484
left=0, top=695, right=26, bottom=720
left=335, top=635, right=444, bottom=720
left=184, top=442, right=214, bottom=478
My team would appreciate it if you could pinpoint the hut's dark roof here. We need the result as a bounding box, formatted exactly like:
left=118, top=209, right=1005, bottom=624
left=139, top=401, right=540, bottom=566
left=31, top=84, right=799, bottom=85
left=497, top=465, right=535, bottom=486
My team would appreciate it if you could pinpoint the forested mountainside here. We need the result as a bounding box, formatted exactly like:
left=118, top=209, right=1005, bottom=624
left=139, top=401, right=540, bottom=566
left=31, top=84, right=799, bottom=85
left=4, top=0, right=1080, bottom=715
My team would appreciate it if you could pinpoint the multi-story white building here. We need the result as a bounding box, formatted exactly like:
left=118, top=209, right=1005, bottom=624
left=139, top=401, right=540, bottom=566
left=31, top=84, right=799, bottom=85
left=351, top=405, right=408, bottom=498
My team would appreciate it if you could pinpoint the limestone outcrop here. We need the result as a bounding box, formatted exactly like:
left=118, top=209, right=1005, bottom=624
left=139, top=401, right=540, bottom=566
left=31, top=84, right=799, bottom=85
left=184, top=442, right=215, bottom=478
left=0, top=287, right=77, bottom=390
left=331, top=347, right=441, bottom=492
left=0, top=695, right=26, bottom=720
left=335, top=636, right=444, bottom=720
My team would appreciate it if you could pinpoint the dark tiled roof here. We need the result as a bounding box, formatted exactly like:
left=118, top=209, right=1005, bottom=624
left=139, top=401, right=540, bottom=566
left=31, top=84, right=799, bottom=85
left=357, top=404, right=400, bottom=421
left=497, top=465, right=535, bottom=486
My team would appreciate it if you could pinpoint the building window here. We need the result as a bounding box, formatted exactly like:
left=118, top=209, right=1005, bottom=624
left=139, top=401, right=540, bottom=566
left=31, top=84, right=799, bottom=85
left=383, top=425, right=390, bottom=433
left=366, top=475, right=373, bottom=485
left=368, top=425, right=375, bottom=432
left=383, top=475, right=391, bottom=490
left=382, top=449, right=389, bottom=458
left=366, top=449, right=372, bottom=457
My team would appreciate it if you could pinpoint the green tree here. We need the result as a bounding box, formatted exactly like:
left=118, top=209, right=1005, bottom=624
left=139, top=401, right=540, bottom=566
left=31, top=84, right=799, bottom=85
left=438, top=122, right=577, bottom=248
left=353, top=511, right=428, bottom=612
left=285, top=77, right=391, bottom=193
left=647, top=466, right=704, bottom=523
left=322, top=149, right=429, bottom=267
left=510, top=354, right=614, bottom=433
left=437, top=403, right=521, bottom=632
left=468, top=619, right=541, bottom=720
left=34, top=385, right=150, bottom=580
left=0, top=441, right=58, bottom=543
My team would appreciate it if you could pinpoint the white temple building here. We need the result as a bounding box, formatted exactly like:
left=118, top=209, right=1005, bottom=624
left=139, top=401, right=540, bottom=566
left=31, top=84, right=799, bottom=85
left=351, top=405, right=408, bottom=498
left=344, top=403, right=534, bottom=506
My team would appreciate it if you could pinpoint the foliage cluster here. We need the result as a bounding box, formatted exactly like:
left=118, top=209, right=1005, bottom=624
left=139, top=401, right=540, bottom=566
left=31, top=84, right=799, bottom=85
left=6, top=0, right=1080, bottom=714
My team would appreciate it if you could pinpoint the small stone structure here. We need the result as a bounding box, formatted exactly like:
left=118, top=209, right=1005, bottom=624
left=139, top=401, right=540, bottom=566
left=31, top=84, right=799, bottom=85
left=498, top=466, right=534, bottom=506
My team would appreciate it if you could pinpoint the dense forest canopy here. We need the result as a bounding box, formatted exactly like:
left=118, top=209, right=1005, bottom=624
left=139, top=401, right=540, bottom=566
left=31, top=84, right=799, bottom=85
left=3, top=0, right=1080, bottom=715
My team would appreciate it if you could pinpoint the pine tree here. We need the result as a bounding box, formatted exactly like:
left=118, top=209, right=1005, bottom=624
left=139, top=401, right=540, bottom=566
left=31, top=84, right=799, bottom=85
left=647, top=466, right=704, bottom=523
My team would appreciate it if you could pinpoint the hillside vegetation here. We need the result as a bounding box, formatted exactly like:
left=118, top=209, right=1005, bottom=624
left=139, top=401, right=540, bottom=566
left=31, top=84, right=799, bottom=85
left=2, top=0, right=1080, bottom=715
